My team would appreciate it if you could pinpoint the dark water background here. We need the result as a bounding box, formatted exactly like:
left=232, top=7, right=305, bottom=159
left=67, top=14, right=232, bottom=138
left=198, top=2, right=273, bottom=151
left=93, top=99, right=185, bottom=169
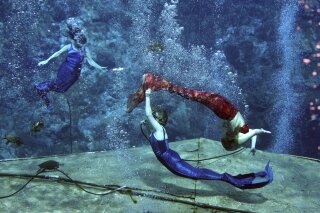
left=0, top=0, right=319, bottom=159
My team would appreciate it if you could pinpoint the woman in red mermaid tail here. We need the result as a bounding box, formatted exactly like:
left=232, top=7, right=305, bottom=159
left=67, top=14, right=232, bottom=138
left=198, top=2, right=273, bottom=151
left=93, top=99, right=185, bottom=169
left=127, top=73, right=271, bottom=151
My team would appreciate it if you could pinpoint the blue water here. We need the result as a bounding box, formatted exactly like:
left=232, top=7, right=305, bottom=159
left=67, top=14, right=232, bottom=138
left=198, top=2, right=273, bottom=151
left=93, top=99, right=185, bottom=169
left=0, top=0, right=319, bottom=160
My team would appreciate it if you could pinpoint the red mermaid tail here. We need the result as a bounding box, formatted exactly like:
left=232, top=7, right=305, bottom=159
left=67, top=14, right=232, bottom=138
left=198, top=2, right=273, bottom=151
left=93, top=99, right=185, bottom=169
left=127, top=73, right=240, bottom=121
left=127, top=91, right=145, bottom=113
left=127, top=73, right=170, bottom=113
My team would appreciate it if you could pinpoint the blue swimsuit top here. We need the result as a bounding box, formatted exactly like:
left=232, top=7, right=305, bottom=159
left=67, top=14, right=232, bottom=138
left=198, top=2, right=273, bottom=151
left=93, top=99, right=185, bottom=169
left=149, top=131, right=169, bottom=157
left=66, top=43, right=85, bottom=65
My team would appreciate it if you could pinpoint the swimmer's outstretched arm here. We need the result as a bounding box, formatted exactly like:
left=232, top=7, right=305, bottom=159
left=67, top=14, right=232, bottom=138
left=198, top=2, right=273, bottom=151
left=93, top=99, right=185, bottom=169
left=38, top=45, right=70, bottom=66
left=145, top=89, right=165, bottom=140
left=85, top=49, right=107, bottom=70
left=237, top=128, right=271, bottom=145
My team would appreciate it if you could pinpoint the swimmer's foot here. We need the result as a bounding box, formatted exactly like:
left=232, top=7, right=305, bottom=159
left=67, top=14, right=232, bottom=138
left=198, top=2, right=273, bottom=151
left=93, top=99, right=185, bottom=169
left=222, top=161, right=273, bottom=190
left=241, top=161, right=273, bottom=189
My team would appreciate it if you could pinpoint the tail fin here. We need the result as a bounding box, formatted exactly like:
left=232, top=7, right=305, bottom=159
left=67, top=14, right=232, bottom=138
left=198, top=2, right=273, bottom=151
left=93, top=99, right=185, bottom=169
left=127, top=92, right=145, bottom=113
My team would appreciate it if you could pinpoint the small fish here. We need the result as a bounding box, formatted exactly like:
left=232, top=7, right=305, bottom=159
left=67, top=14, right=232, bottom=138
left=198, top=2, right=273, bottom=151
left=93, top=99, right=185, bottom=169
left=145, top=42, right=165, bottom=53
left=2, top=134, right=24, bottom=146
left=31, top=121, right=44, bottom=133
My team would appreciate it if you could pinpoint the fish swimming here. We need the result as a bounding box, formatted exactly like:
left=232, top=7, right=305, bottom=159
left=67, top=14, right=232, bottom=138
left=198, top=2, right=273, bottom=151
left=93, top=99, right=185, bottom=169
left=145, top=42, right=165, bottom=53
left=2, top=134, right=24, bottom=146
left=30, top=121, right=44, bottom=133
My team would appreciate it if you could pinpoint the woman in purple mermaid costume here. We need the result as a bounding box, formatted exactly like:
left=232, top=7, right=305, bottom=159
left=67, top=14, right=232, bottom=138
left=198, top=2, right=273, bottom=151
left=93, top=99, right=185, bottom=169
left=35, top=18, right=107, bottom=109
left=128, top=73, right=272, bottom=152
left=141, top=88, right=273, bottom=190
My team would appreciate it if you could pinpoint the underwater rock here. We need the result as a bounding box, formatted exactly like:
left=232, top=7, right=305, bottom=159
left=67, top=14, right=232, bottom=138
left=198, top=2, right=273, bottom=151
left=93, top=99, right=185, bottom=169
left=0, top=138, right=319, bottom=212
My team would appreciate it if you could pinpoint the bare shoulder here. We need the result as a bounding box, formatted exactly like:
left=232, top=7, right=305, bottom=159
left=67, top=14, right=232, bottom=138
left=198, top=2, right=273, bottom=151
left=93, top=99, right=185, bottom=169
left=153, top=128, right=167, bottom=141
left=64, top=44, right=71, bottom=49
left=85, top=47, right=91, bottom=54
left=59, top=44, right=71, bottom=52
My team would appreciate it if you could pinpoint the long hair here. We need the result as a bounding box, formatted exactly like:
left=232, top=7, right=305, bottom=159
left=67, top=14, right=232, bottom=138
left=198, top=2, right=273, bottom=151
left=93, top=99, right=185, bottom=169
left=221, top=121, right=239, bottom=151
left=141, top=106, right=169, bottom=137
left=152, top=106, right=168, bottom=126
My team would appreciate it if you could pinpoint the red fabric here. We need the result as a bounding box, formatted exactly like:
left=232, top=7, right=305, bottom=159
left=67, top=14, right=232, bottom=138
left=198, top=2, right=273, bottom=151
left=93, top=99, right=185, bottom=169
left=239, top=123, right=249, bottom=134
left=142, top=73, right=238, bottom=120
left=128, top=73, right=245, bottom=123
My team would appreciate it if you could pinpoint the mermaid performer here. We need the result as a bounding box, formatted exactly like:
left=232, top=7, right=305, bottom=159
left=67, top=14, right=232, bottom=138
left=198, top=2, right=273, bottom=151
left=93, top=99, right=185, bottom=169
left=142, top=89, right=273, bottom=189
left=127, top=73, right=271, bottom=151
left=35, top=18, right=107, bottom=109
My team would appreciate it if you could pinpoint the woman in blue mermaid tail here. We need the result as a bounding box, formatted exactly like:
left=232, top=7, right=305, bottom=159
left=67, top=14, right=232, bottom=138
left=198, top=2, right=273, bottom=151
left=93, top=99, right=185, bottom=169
left=141, top=88, right=273, bottom=190
left=35, top=18, right=107, bottom=109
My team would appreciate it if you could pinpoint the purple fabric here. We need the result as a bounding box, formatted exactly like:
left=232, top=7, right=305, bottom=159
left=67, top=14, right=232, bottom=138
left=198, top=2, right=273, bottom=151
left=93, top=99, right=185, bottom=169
left=149, top=134, right=273, bottom=189
left=35, top=44, right=85, bottom=107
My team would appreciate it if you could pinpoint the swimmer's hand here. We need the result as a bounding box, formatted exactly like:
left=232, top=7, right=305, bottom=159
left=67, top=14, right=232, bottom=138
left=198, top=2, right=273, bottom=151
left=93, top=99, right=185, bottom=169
left=255, top=128, right=271, bottom=134
left=38, top=60, right=48, bottom=66
left=250, top=148, right=256, bottom=156
left=99, top=67, right=108, bottom=71
left=145, top=88, right=152, bottom=96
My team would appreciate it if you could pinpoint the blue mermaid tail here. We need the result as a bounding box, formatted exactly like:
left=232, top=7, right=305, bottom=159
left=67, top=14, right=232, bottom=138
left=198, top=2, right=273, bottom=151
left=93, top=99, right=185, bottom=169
left=149, top=134, right=273, bottom=190
left=34, top=44, right=84, bottom=110
left=228, top=161, right=273, bottom=189
left=34, top=82, right=52, bottom=111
